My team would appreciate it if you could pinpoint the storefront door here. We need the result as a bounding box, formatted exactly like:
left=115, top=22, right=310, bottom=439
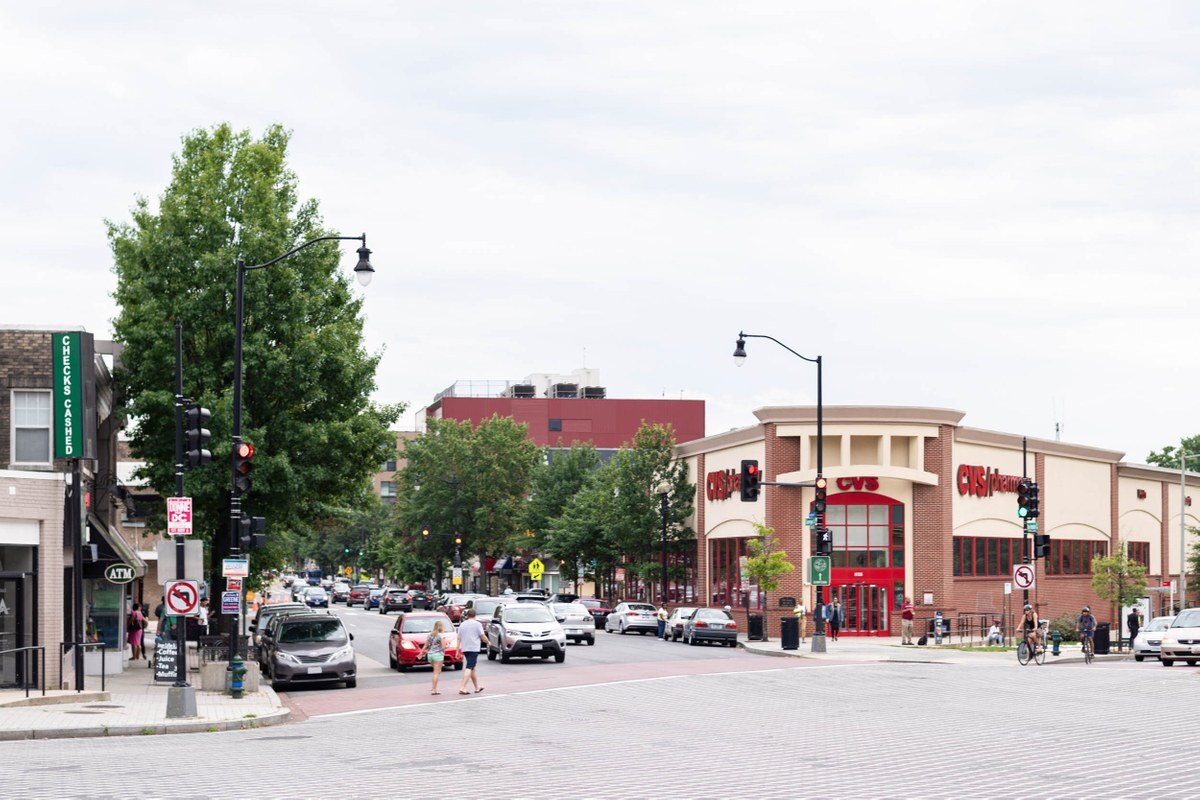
left=0, top=574, right=28, bottom=688
left=829, top=583, right=888, bottom=635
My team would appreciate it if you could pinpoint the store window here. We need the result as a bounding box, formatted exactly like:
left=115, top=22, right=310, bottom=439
left=11, top=390, right=52, bottom=465
left=710, top=537, right=763, bottom=610
left=952, top=537, right=1024, bottom=577
left=1128, top=541, right=1149, bottom=568
left=1045, top=540, right=1107, bottom=576
left=812, top=503, right=904, bottom=570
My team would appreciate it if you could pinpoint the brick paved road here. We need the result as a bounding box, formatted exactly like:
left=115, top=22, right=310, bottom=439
left=2, top=661, right=1198, bottom=799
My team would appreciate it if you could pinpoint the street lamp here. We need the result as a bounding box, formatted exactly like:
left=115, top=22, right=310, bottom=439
left=656, top=480, right=671, bottom=606
left=733, top=331, right=826, bottom=653
left=229, top=233, right=372, bottom=656
left=1181, top=453, right=1194, bottom=612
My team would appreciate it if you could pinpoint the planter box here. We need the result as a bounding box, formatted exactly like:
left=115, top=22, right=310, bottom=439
left=199, top=660, right=261, bottom=693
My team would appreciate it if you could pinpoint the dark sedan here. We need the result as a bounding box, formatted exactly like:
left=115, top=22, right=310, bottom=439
left=682, top=608, right=738, bottom=647
left=379, top=588, right=411, bottom=615
left=577, top=598, right=611, bottom=629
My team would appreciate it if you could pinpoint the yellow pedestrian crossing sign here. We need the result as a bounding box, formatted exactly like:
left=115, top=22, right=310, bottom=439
left=529, top=558, right=545, bottom=581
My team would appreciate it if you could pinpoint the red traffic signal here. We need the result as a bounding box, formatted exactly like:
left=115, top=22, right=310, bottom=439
left=234, top=441, right=255, bottom=493
left=814, top=476, right=828, bottom=515
left=740, top=460, right=761, bottom=502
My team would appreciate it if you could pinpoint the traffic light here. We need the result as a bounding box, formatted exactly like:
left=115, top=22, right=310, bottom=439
left=816, top=526, right=833, bottom=556
left=1034, top=533, right=1051, bottom=559
left=421, top=526, right=430, bottom=538
left=185, top=406, right=212, bottom=467
left=1017, top=479, right=1032, bottom=518
left=238, top=515, right=267, bottom=551
left=1027, top=482, right=1040, bottom=519
left=454, top=535, right=462, bottom=545
left=740, top=460, right=760, bottom=502
left=233, top=441, right=255, bottom=493
left=344, top=546, right=351, bottom=554
left=814, top=477, right=828, bottom=515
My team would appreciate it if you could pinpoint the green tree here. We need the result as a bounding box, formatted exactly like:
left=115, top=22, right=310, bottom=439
left=108, top=124, right=401, bottom=596
left=524, top=443, right=601, bottom=547
left=1146, top=438, right=1200, bottom=469
left=1091, top=542, right=1149, bottom=618
left=545, top=462, right=622, bottom=596
left=744, top=523, right=796, bottom=642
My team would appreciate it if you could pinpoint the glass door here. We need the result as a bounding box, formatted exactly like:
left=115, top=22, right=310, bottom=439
left=828, top=583, right=889, bottom=636
left=0, top=575, right=27, bottom=688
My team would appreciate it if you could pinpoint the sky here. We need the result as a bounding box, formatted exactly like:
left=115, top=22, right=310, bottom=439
left=2, top=2, right=1198, bottom=464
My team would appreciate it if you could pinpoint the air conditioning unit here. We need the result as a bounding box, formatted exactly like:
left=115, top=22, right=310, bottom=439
left=582, top=386, right=606, bottom=399
left=549, top=383, right=578, bottom=399
left=511, top=384, right=536, bottom=398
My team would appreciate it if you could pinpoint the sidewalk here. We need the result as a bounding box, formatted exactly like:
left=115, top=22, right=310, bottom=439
left=0, top=658, right=288, bottom=741
left=738, top=634, right=1131, bottom=666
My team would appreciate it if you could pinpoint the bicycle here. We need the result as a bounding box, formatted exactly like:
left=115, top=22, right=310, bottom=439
left=1080, top=633, right=1094, bottom=665
left=1017, top=623, right=1047, bottom=666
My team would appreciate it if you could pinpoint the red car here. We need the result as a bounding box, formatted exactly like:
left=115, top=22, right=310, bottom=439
left=347, top=585, right=372, bottom=607
left=437, top=593, right=487, bottom=625
left=388, top=612, right=464, bottom=671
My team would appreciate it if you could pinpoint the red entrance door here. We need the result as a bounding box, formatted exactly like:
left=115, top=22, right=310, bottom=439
left=828, top=583, right=889, bottom=635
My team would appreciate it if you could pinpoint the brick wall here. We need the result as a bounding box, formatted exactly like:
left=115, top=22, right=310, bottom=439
left=762, top=424, right=805, bottom=637
left=913, top=426, right=955, bottom=629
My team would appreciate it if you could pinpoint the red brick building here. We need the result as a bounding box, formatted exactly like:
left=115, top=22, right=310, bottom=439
left=677, top=405, right=1199, bottom=640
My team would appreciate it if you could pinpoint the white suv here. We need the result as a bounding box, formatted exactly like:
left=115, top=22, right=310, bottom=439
left=486, top=604, right=567, bottom=663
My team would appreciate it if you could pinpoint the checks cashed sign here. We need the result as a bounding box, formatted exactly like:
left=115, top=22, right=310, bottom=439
left=51, top=331, right=97, bottom=459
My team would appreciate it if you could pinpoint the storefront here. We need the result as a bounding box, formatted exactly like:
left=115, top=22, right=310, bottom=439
left=678, top=406, right=1200, bottom=639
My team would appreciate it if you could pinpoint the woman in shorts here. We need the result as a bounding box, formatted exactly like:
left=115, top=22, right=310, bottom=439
left=419, top=618, right=448, bottom=695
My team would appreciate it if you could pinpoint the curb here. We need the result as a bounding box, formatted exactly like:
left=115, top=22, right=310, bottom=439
left=0, top=707, right=291, bottom=741
left=0, top=691, right=110, bottom=709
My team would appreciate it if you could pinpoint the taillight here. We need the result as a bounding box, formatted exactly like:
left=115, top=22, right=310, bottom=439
left=626, top=611, right=638, bottom=616
left=695, top=621, right=708, bottom=628
left=727, top=622, right=737, bottom=630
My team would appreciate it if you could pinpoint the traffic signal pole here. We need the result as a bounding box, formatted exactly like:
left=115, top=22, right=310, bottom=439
left=169, top=321, right=197, bottom=717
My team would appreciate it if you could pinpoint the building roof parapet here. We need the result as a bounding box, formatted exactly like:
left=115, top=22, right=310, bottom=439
left=955, top=427, right=1124, bottom=462
left=1117, top=461, right=1200, bottom=484
left=753, top=405, right=966, bottom=427
left=676, top=424, right=762, bottom=457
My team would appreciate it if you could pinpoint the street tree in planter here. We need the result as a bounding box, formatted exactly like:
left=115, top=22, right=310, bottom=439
left=743, top=523, right=795, bottom=642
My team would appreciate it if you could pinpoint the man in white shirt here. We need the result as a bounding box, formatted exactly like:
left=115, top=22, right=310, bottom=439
left=457, top=608, right=490, bottom=695
left=986, top=621, right=1003, bottom=646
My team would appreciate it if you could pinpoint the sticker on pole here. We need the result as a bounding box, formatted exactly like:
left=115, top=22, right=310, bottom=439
left=166, top=496, right=193, bottom=536
left=164, top=580, right=201, bottom=616
left=221, top=591, right=241, bottom=615
left=1012, top=564, right=1036, bottom=590
left=222, top=558, right=249, bottom=578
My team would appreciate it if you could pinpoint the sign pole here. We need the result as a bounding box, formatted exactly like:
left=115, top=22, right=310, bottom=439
left=167, top=321, right=197, bottom=718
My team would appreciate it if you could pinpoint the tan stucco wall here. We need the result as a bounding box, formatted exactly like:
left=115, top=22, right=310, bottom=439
left=950, top=442, right=1027, bottom=537
left=1044, top=455, right=1111, bottom=539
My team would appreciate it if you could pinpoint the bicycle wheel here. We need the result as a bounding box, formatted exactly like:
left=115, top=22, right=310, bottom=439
left=1084, top=638, right=1093, bottom=665
left=1034, top=641, right=1046, bottom=665
left=1017, top=641, right=1031, bottom=665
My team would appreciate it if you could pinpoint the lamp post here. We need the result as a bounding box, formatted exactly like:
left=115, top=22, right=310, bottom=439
left=1181, top=453, right=1193, bottom=613
left=656, top=480, right=671, bottom=606
left=733, top=331, right=826, bottom=653
left=229, top=233, right=372, bottom=660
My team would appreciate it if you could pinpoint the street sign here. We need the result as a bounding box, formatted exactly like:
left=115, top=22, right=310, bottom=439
left=615, top=568, right=626, bottom=582
left=221, top=591, right=240, bottom=615
left=156, top=540, right=203, bottom=584
left=164, top=580, right=200, bottom=616
left=344, top=566, right=353, bottom=577
left=104, top=563, right=135, bottom=584
left=805, top=514, right=816, bottom=528
left=226, top=577, right=243, bottom=593
left=809, top=556, right=831, bottom=586
left=222, top=558, right=249, bottom=578
left=1013, top=564, right=1036, bottom=590
left=452, top=566, right=463, bottom=586
left=529, top=558, right=545, bottom=581
left=1024, top=520, right=1039, bottom=532
left=166, top=496, right=193, bottom=536
left=1004, top=582, right=1012, bottom=595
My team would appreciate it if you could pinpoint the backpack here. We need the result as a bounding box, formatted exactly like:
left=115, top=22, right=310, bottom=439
left=917, top=634, right=928, bottom=646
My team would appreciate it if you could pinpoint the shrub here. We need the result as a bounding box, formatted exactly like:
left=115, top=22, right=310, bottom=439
left=1050, top=613, right=1079, bottom=643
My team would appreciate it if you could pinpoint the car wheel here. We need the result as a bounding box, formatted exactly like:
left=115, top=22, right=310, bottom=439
left=640, top=630, right=648, bottom=636
left=555, top=652, right=566, bottom=663
left=454, top=661, right=464, bottom=670
left=399, top=664, right=410, bottom=672
left=620, top=621, right=627, bottom=635
left=587, top=636, right=595, bottom=646
left=389, top=653, right=397, bottom=669
left=500, top=650, right=511, bottom=664
left=689, top=633, right=699, bottom=646
left=1189, top=660, right=1198, bottom=667
left=1135, top=654, right=1144, bottom=662
left=1162, top=658, right=1175, bottom=666
left=344, top=678, right=357, bottom=689
left=487, top=649, right=496, bottom=661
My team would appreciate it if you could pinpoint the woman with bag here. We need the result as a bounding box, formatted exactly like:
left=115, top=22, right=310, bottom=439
left=128, top=602, right=146, bottom=660
left=418, top=619, right=448, bottom=695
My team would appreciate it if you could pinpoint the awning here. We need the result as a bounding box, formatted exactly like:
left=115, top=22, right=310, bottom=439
left=87, top=513, right=147, bottom=578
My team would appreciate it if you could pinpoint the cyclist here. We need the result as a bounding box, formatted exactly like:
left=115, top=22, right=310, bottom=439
left=1020, top=603, right=1040, bottom=653
left=1077, top=606, right=1098, bottom=655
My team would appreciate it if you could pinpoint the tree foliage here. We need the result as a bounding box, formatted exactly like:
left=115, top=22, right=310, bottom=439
left=108, top=123, right=401, bottom=583
left=744, top=523, right=796, bottom=641
left=1091, top=543, right=1149, bottom=609
left=1146, top=438, right=1200, bottom=469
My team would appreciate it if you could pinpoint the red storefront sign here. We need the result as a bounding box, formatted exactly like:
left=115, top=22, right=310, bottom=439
left=706, top=469, right=740, bottom=501
left=956, top=464, right=1023, bottom=497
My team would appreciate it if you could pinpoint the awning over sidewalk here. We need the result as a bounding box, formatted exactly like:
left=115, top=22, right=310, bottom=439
left=86, top=513, right=147, bottom=578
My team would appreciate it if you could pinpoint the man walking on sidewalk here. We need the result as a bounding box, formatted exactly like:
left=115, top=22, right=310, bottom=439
left=457, top=608, right=489, bottom=695
left=901, top=597, right=915, bottom=644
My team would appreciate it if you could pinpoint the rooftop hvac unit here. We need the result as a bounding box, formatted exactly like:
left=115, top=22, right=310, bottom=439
left=510, top=384, right=536, bottom=398
left=550, top=383, right=578, bottom=399
left=582, top=386, right=607, bottom=399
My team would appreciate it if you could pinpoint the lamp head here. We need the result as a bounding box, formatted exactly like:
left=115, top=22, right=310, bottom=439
left=733, top=334, right=747, bottom=367
left=354, top=241, right=374, bottom=287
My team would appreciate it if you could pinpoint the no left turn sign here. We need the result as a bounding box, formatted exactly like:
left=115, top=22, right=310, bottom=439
left=1012, top=564, right=1036, bottom=590
left=164, top=580, right=201, bottom=616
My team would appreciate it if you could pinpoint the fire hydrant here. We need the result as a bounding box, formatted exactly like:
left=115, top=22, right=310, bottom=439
left=228, top=655, right=247, bottom=699
left=1050, top=629, right=1063, bottom=656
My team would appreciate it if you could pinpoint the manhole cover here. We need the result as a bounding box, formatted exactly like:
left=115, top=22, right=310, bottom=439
left=83, top=704, right=125, bottom=709
left=64, top=710, right=105, bottom=715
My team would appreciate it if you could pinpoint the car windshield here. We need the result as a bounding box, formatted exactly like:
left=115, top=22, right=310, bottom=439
left=473, top=600, right=504, bottom=617
left=553, top=604, right=589, bottom=615
left=628, top=604, right=655, bottom=612
left=672, top=608, right=698, bottom=618
left=1145, top=618, right=1174, bottom=631
left=695, top=609, right=729, bottom=620
left=578, top=600, right=603, bottom=609
left=504, top=607, right=554, bottom=623
left=1172, top=610, right=1200, bottom=627
left=278, top=620, right=347, bottom=644
left=402, top=615, right=452, bottom=634
left=308, top=588, right=327, bottom=597
left=386, top=589, right=405, bottom=597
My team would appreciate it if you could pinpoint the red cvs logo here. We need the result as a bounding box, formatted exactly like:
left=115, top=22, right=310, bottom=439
left=835, top=477, right=879, bottom=491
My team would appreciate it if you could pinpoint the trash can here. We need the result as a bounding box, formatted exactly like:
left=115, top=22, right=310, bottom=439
left=780, top=616, right=800, bottom=650
left=1094, top=623, right=1111, bottom=655
left=748, top=614, right=765, bottom=641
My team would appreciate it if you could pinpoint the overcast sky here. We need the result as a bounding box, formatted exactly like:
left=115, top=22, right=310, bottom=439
left=2, top=2, right=1197, bottom=464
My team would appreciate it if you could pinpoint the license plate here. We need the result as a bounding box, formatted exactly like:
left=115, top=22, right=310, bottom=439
left=711, top=623, right=724, bottom=629
left=567, top=628, right=580, bottom=634
left=531, top=644, right=543, bottom=650
left=307, top=667, right=322, bottom=675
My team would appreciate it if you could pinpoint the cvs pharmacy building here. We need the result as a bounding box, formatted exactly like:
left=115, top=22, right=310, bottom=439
left=678, top=406, right=1198, bottom=639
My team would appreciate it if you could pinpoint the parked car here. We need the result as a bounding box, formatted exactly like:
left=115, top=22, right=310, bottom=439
left=388, top=612, right=463, bottom=671
left=407, top=589, right=438, bottom=610
left=550, top=602, right=596, bottom=645
left=331, top=583, right=352, bottom=603
left=682, top=607, right=738, bottom=647
left=379, top=588, right=410, bottom=615
left=304, top=586, right=330, bottom=608
left=1159, top=608, right=1200, bottom=667
left=664, top=606, right=700, bottom=641
left=487, top=603, right=567, bottom=663
left=251, top=602, right=308, bottom=647
left=547, top=593, right=579, bottom=604
left=364, top=587, right=384, bottom=610
left=514, top=593, right=550, bottom=605
left=605, top=602, right=658, bottom=635
left=577, top=598, right=611, bottom=629
left=1132, top=615, right=1175, bottom=662
left=260, top=611, right=357, bottom=690
left=437, top=593, right=487, bottom=625
left=346, top=584, right=372, bottom=607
